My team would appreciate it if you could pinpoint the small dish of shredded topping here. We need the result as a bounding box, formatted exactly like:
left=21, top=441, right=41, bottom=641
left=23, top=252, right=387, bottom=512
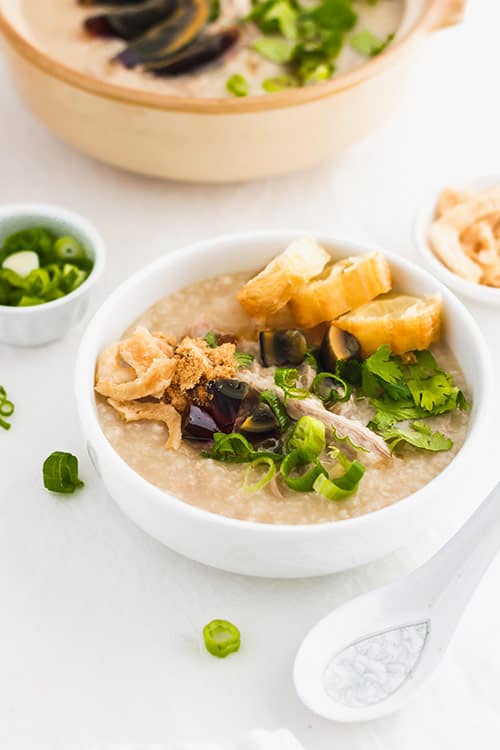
left=415, top=177, right=500, bottom=306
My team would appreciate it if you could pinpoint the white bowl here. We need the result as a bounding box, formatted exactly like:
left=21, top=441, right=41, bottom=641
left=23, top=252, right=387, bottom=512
left=75, top=231, right=493, bottom=578
left=0, top=203, right=106, bottom=347
left=415, top=175, right=500, bottom=307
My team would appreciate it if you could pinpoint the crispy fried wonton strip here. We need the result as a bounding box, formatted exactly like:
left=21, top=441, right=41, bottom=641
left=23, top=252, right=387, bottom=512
left=96, top=358, right=176, bottom=401
left=430, top=188, right=500, bottom=283
left=119, top=327, right=174, bottom=374
left=108, top=399, right=182, bottom=450
left=435, top=187, right=470, bottom=218
left=95, top=342, right=136, bottom=386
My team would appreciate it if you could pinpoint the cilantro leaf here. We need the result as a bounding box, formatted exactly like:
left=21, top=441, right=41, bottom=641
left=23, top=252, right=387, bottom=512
left=364, top=345, right=404, bottom=385
left=407, top=371, right=455, bottom=412
left=369, top=398, right=426, bottom=431
left=379, top=421, right=453, bottom=453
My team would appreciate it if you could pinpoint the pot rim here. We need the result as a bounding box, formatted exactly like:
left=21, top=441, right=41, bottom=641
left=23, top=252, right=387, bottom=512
left=0, top=0, right=435, bottom=115
left=75, top=230, right=493, bottom=539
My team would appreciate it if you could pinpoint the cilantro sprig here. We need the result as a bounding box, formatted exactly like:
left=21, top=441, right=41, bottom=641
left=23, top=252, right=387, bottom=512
left=361, top=345, right=468, bottom=453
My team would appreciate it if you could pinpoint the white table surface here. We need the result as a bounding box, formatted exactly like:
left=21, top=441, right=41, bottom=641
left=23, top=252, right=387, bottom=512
left=1, top=3, right=500, bottom=747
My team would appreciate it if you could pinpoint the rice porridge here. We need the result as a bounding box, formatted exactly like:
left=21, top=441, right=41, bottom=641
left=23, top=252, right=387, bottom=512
left=95, top=244, right=470, bottom=526
left=22, top=0, right=405, bottom=98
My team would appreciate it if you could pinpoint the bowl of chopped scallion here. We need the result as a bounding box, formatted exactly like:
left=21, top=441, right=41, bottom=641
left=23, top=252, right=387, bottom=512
left=0, top=203, right=105, bottom=346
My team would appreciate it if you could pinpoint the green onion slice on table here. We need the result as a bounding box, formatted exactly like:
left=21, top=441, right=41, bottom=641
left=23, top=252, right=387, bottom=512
left=43, top=451, right=84, bottom=494
left=203, top=619, right=241, bottom=658
left=0, top=385, right=14, bottom=430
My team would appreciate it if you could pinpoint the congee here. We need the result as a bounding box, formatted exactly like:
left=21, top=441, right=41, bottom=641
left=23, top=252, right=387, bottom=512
left=23, top=0, right=405, bottom=98
left=95, top=238, right=470, bottom=525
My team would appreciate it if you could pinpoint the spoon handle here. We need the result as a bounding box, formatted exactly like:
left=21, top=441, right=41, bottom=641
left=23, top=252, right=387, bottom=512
left=414, top=482, right=500, bottom=618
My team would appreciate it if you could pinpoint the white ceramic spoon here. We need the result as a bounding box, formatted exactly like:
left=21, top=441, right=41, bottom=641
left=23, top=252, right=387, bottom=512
left=294, top=481, right=500, bottom=722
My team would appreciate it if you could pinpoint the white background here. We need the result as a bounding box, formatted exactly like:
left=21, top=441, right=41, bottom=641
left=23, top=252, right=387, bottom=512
left=1, top=2, right=500, bottom=747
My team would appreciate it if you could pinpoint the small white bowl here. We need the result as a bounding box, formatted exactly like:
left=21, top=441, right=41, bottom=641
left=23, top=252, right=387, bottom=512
left=75, top=232, right=494, bottom=578
left=0, top=203, right=106, bottom=347
left=415, top=175, right=500, bottom=307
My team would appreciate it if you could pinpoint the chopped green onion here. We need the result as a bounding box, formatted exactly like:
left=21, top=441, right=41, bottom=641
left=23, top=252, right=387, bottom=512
left=2, top=250, right=39, bottom=277
left=0, top=385, right=14, bottom=430
left=203, top=619, right=241, bottom=658
left=54, top=236, right=86, bottom=264
left=60, top=264, right=88, bottom=293
left=226, top=74, right=250, bottom=97
left=243, top=455, right=277, bottom=493
left=304, top=348, right=319, bottom=370
left=312, top=372, right=351, bottom=406
left=204, top=331, right=218, bottom=348
left=18, top=296, right=46, bottom=307
left=259, top=390, right=290, bottom=432
left=201, top=432, right=281, bottom=464
left=262, top=75, right=298, bottom=92
left=209, top=0, right=221, bottom=21
left=43, top=451, right=84, bottom=494
left=0, top=227, right=93, bottom=308
left=286, top=415, right=325, bottom=457
left=274, top=367, right=309, bottom=401
left=280, top=448, right=327, bottom=492
left=234, top=351, right=254, bottom=368
left=251, top=37, right=295, bottom=63
left=313, top=459, right=365, bottom=501
left=350, top=29, right=394, bottom=56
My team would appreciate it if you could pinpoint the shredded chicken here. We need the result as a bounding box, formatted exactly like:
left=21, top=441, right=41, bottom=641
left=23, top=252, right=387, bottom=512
left=237, top=363, right=391, bottom=461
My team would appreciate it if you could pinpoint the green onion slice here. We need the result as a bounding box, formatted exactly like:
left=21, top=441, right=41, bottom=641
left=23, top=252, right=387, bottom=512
left=0, top=385, right=14, bottom=430
left=203, top=619, right=241, bottom=658
left=285, top=415, right=325, bottom=457
left=243, top=455, right=277, bottom=493
left=43, top=451, right=84, bottom=494
left=235, top=351, right=254, bottom=368
left=259, top=390, right=290, bottom=432
left=274, top=367, right=309, bottom=401
left=204, top=331, right=218, bottom=348
left=0, top=399, right=14, bottom=417
left=312, top=372, right=351, bottom=406
left=313, top=459, right=365, bottom=501
left=280, top=448, right=327, bottom=492
left=201, top=432, right=281, bottom=464
left=54, top=236, right=86, bottom=263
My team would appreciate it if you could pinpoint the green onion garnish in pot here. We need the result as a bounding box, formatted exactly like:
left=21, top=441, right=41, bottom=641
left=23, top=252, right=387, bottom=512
left=203, top=619, right=241, bottom=658
left=0, top=226, right=94, bottom=308
left=0, top=386, right=14, bottom=430
left=43, top=451, right=85, bottom=494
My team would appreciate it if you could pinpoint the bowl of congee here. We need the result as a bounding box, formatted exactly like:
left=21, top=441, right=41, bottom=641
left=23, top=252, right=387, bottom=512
left=0, top=0, right=465, bottom=182
left=75, top=231, right=492, bottom=577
